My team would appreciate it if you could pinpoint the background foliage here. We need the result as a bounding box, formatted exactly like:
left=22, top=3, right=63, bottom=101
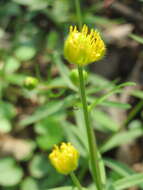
left=0, top=0, right=143, bottom=189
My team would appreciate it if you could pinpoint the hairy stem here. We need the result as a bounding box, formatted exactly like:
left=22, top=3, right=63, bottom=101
left=78, top=66, right=103, bottom=190
left=70, top=172, right=83, bottom=190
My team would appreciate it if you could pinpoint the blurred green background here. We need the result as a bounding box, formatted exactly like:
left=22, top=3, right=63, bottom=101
left=0, top=0, right=143, bottom=189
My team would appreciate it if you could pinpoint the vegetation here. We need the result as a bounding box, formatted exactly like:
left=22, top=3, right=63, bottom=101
left=0, top=0, right=143, bottom=190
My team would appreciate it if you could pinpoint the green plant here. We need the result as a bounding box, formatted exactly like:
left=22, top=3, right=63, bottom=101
left=0, top=0, right=143, bottom=190
left=48, top=1, right=143, bottom=190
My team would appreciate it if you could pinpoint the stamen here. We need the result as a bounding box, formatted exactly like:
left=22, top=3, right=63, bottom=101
left=82, top=25, right=88, bottom=35
left=73, top=26, right=77, bottom=32
left=70, top=26, right=73, bottom=33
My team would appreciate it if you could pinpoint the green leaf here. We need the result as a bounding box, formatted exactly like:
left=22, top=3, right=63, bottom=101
left=102, top=101, right=131, bottom=109
left=105, top=182, right=116, bottom=190
left=35, top=116, right=63, bottom=135
left=49, top=187, right=87, bottom=190
left=46, top=30, right=59, bottom=50
left=89, top=82, right=136, bottom=111
left=5, top=73, right=26, bottom=86
left=63, top=122, right=88, bottom=157
left=0, top=158, right=23, bottom=186
left=14, top=46, right=36, bottom=61
left=131, top=90, right=143, bottom=99
left=36, top=134, right=62, bottom=150
left=74, top=110, right=88, bottom=150
left=0, top=117, right=12, bottom=133
left=53, top=52, right=77, bottom=91
left=5, top=57, right=20, bottom=74
left=21, top=177, right=39, bottom=190
left=49, top=187, right=72, bottom=190
left=38, top=168, right=65, bottom=188
left=92, top=110, right=119, bottom=132
left=113, top=173, right=143, bottom=190
left=3, top=186, right=18, bottom=190
left=35, top=116, right=64, bottom=150
left=44, top=77, right=68, bottom=89
left=129, top=34, right=143, bottom=44
left=87, top=76, right=119, bottom=100
left=0, top=101, right=16, bottom=119
left=104, top=158, right=134, bottom=177
left=48, top=0, right=70, bottom=23
left=98, top=152, right=106, bottom=186
left=19, top=101, right=64, bottom=127
left=87, top=183, right=97, bottom=190
left=20, top=95, right=75, bottom=127
left=129, top=120, right=142, bottom=129
left=13, top=0, right=49, bottom=11
left=29, top=154, right=49, bottom=178
left=0, top=2, right=20, bottom=17
left=89, top=74, right=112, bottom=88
left=100, top=127, right=143, bottom=153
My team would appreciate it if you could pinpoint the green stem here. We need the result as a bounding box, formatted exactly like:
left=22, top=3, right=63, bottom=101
left=78, top=66, right=103, bottom=190
left=75, top=0, right=82, bottom=29
left=124, top=99, right=143, bottom=126
left=35, top=63, right=42, bottom=82
left=70, top=172, right=83, bottom=190
left=0, top=60, right=7, bottom=99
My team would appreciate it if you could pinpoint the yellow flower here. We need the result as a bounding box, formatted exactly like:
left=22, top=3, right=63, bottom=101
left=64, top=24, right=106, bottom=66
left=49, top=142, right=79, bottom=175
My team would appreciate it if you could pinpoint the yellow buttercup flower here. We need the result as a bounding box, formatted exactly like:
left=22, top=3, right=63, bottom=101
left=64, top=24, right=106, bottom=66
left=49, top=142, right=79, bottom=175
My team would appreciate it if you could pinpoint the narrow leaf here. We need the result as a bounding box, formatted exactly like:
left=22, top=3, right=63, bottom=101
left=100, top=127, right=143, bottom=153
left=114, top=173, right=143, bottom=190
left=89, top=82, right=135, bottom=111
left=104, top=158, right=134, bottom=177
left=53, top=52, right=77, bottom=91
left=129, top=34, right=143, bottom=44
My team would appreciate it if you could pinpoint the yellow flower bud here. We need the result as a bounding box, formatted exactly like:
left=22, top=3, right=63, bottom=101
left=64, top=24, right=106, bottom=66
left=49, top=142, right=79, bottom=175
left=24, top=76, right=39, bottom=90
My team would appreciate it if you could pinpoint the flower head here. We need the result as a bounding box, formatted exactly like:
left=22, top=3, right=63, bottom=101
left=49, top=142, right=79, bottom=175
left=64, top=25, right=106, bottom=66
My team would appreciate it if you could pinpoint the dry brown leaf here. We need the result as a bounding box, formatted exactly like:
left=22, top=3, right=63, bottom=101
left=104, top=24, right=134, bottom=42
left=0, top=134, right=34, bottom=160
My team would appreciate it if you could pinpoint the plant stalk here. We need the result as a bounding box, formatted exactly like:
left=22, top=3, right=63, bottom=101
left=124, top=99, right=143, bottom=126
left=78, top=66, right=103, bottom=190
left=75, top=0, right=82, bottom=29
left=70, top=172, right=83, bottom=190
